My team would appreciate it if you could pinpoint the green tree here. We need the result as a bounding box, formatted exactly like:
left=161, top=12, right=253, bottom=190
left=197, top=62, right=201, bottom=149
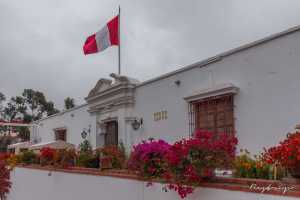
left=15, top=126, right=30, bottom=141
left=2, top=89, right=60, bottom=142
left=19, top=89, right=59, bottom=121
left=64, top=97, right=75, bottom=110
left=3, top=96, right=26, bottom=121
left=44, top=101, right=60, bottom=116
left=0, top=92, right=5, bottom=119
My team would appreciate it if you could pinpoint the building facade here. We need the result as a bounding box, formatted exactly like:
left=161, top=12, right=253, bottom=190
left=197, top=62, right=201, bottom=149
left=32, top=25, right=300, bottom=154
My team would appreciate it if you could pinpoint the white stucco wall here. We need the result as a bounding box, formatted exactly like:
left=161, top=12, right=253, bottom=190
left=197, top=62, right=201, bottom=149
left=32, top=104, right=97, bottom=148
left=31, top=29, right=300, bottom=154
left=8, top=167, right=298, bottom=200
left=133, top=30, right=300, bottom=154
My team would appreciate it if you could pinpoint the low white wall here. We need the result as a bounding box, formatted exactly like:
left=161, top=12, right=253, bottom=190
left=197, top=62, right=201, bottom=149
left=8, top=167, right=298, bottom=200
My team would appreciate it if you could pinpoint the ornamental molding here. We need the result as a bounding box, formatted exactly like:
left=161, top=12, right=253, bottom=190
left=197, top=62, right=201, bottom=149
left=184, top=83, right=239, bottom=102
left=86, top=73, right=140, bottom=114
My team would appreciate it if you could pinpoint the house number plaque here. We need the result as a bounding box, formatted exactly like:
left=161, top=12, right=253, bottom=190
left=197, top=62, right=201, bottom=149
left=154, top=111, right=168, bottom=121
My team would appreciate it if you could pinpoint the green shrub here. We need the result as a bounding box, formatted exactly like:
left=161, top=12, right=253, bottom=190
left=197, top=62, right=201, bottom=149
left=79, top=140, right=92, bottom=153
left=20, top=150, right=38, bottom=165
left=76, top=152, right=99, bottom=168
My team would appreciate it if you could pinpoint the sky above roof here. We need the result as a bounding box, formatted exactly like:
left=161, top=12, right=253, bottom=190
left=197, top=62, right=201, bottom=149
left=1, top=0, right=300, bottom=108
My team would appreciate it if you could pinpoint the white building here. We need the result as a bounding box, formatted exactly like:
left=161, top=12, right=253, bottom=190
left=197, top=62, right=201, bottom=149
left=32, top=25, right=300, bottom=154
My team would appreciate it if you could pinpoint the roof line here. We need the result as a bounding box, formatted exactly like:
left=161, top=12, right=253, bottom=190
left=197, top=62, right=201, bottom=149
left=137, top=25, right=300, bottom=87
left=32, top=103, right=88, bottom=123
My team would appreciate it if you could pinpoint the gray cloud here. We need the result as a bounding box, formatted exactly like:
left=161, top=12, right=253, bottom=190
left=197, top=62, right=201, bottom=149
left=1, top=0, right=300, bottom=108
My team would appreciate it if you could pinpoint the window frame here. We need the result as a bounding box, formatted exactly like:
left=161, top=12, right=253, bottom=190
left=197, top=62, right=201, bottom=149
left=54, top=128, right=67, bottom=141
left=190, top=94, right=235, bottom=137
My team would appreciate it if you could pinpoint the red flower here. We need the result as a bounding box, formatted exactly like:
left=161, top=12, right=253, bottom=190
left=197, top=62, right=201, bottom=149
left=40, top=147, right=56, bottom=164
left=263, top=132, right=300, bottom=170
left=130, top=130, right=238, bottom=199
left=0, top=154, right=11, bottom=199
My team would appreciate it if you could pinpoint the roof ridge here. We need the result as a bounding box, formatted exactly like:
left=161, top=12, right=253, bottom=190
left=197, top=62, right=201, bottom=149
left=137, top=25, right=300, bottom=87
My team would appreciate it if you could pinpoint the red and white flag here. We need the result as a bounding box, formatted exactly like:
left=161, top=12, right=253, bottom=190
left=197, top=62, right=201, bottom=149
left=83, top=16, right=119, bottom=55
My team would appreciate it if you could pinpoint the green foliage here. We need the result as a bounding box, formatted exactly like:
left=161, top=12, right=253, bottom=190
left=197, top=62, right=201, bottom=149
left=233, top=149, right=285, bottom=180
left=64, top=97, right=75, bottom=110
left=19, top=150, right=38, bottom=165
left=0, top=93, right=5, bottom=102
left=76, top=140, right=98, bottom=168
left=22, top=89, right=60, bottom=120
left=16, top=127, right=30, bottom=141
left=118, top=142, right=126, bottom=158
left=79, top=140, right=92, bottom=153
left=3, top=101, right=21, bottom=121
left=0, top=92, right=5, bottom=119
left=0, top=136, right=13, bottom=152
left=44, top=101, right=60, bottom=116
left=3, top=89, right=60, bottom=123
left=76, top=152, right=99, bottom=168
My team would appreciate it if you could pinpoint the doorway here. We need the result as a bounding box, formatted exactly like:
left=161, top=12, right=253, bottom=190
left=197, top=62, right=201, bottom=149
left=105, top=121, right=118, bottom=146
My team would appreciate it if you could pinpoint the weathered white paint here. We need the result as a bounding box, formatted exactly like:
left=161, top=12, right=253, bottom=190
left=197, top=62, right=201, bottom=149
left=8, top=167, right=298, bottom=200
left=31, top=104, right=97, bottom=148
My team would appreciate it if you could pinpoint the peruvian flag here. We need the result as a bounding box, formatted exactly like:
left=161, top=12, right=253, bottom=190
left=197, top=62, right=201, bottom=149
left=83, top=16, right=119, bottom=55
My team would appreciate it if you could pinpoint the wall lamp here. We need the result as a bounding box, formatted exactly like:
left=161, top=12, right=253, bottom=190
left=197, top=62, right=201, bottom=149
left=131, top=118, right=143, bottom=130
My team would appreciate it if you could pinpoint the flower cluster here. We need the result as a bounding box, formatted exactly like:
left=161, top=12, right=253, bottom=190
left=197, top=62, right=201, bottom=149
left=40, top=147, right=56, bottom=165
left=15, top=144, right=127, bottom=170
left=99, top=145, right=126, bottom=169
left=128, top=139, right=171, bottom=178
left=128, top=130, right=238, bottom=199
left=166, top=184, right=194, bottom=199
left=233, top=149, right=279, bottom=180
left=0, top=153, right=11, bottom=200
left=263, top=132, right=300, bottom=172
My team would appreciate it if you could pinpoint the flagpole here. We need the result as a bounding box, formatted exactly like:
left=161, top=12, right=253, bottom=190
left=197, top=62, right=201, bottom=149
left=118, top=6, right=121, bottom=75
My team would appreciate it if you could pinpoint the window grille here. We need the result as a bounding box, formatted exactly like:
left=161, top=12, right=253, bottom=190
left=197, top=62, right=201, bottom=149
left=188, top=94, right=234, bottom=137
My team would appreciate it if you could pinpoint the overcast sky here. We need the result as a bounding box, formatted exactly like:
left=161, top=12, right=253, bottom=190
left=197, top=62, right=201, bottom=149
left=1, top=0, right=300, bottom=108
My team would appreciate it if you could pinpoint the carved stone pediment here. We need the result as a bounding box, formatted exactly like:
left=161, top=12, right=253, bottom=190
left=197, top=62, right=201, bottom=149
left=86, top=74, right=140, bottom=114
left=88, top=78, right=112, bottom=98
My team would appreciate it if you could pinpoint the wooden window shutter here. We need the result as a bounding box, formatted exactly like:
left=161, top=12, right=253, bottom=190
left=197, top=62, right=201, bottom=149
left=194, top=95, right=234, bottom=136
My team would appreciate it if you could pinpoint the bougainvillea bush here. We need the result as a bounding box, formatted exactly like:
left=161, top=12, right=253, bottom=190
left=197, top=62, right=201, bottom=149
left=128, top=130, right=238, bottom=199
left=164, top=130, right=238, bottom=198
left=128, top=139, right=171, bottom=179
left=40, top=147, right=56, bottom=166
left=263, top=132, right=300, bottom=177
left=0, top=153, right=11, bottom=200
